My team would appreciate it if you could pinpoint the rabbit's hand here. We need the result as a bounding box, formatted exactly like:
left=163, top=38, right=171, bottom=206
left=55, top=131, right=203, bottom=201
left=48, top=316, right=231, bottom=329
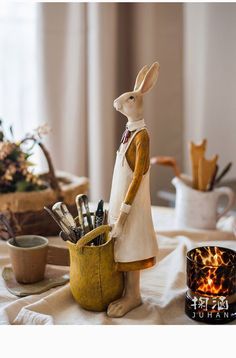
left=111, top=211, right=128, bottom=239
left=110, top=222, right=123, bottom=238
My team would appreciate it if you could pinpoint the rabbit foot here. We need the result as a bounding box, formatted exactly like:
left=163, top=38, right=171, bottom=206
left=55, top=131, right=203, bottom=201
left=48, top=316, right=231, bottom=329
left=107, top=295, right=142, bottom=318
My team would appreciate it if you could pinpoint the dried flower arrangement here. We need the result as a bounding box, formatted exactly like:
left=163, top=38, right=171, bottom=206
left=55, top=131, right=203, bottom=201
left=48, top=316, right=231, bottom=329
left=0, top=121, right=51, bottom=193
left=0, top=120, right=88, bottom=237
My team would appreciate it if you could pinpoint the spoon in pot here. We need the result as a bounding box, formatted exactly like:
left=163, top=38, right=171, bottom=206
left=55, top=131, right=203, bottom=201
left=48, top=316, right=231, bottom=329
left=0, top=213, right=20, bottom=247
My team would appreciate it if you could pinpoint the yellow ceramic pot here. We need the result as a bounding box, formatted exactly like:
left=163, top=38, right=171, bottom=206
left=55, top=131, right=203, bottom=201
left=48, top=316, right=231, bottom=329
left=67, top=225, right=124, bottom=312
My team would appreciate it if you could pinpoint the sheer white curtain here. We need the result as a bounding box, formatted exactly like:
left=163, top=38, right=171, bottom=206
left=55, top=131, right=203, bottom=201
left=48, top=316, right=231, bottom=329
left=0, top=2, right=38, bottom=138
left=37, top=2, right=184, bottom=203
left=0, top=2, right=184, bottom=204
left=37, top=3, right=118, bottom=201
left=0, top=3, right=118, bottom=200
left=0, top=3, right=43, bottom=170
left=3, top=3, right=234, bottom=203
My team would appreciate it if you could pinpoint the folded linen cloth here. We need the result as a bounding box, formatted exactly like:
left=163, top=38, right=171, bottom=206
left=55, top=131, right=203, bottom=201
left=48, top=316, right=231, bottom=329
left=1, top=233, right=235, bottom=325
left=0, top=208, right=235, bottom=325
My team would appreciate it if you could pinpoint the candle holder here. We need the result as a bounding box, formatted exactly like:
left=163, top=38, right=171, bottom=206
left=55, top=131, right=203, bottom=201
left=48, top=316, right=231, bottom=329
left=185, top=246, right=236, bottom=324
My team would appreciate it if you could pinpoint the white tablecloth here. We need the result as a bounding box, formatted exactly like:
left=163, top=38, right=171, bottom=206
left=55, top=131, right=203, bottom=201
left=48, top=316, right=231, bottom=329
left=0, top=207, right=235, bottom=325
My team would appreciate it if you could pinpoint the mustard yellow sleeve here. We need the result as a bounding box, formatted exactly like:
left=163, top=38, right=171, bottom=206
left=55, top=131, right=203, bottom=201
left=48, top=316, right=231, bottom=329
left=123, top=130, right=150, bottom=205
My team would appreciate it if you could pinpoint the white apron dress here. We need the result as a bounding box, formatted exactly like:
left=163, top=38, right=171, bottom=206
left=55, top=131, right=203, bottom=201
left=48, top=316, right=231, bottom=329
left=108, top=127, right=158, bottom=263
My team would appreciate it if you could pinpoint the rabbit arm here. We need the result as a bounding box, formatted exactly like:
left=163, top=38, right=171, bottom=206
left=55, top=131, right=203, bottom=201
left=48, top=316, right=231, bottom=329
left=124, top=130, right=150, bottom=205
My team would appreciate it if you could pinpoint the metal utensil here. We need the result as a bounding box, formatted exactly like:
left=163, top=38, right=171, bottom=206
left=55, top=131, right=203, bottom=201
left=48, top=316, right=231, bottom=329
left=214, top=162, right=233, bottom=186
left=52, top=202, right=79, bottom=242
left=102, top=209, right=108, bottom=225
left=72, top=226, right=83, bottom=242
left=75, top=196, right=85, bottom=234
left=0, top=213, right=19, bottom=247
left=52, top=202, right=76, bottom=228
left=44, top=206, right=72, bottom=241
left=60, top=228, right=82, bottom=243
left=94, top=200, right=104, bottom=245
left=59, top=230, right=71, bottom=242
left=208, top=164, right=219, bottom=191
left=94, top=200, right=104, bottom=227
left=75, top=194, right=93, bottom=233
left=82, top=195, right=93, bottom=231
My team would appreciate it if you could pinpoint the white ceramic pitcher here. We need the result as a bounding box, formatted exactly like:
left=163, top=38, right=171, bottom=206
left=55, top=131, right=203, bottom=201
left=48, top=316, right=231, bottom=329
left=172, top=176, right=235, bottom=230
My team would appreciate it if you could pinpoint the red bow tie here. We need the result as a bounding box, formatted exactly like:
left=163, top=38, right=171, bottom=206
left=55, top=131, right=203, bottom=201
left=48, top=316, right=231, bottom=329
left=120, top=128, right=131, bottom=144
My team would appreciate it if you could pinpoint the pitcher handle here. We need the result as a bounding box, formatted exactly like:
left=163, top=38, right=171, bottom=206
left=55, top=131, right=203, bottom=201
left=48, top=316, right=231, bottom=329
left=215, top=187, right=235, bottom=221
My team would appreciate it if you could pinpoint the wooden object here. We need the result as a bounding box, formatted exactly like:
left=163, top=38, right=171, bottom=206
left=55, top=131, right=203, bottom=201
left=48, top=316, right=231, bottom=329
left=198, top=155, right=218, bottom=191
left=0, top=131, right=89, bottom=237
left=150, top=156, right=181, bottom=177
left=190, top=139, right=207, bottom=189
left=47, top=244, right=70, bottom=266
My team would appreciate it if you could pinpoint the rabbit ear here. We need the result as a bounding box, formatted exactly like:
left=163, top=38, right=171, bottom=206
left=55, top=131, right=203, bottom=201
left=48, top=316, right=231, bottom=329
left=134, top=65, right=149, bottom=91
left=138, top=62, right=160, bottom=95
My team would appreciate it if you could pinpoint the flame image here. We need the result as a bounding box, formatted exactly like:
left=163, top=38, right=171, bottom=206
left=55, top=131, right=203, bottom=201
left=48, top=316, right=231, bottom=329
left=194, top=246, right=230, bottom=266
left=187, top=246, right=236, bottom=296
left=197, top=267, right=227, bottom=295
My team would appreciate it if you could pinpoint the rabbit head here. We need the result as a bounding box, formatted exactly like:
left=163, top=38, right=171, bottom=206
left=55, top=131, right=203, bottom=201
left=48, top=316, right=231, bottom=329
left=113, top=62, right=160, bottom=122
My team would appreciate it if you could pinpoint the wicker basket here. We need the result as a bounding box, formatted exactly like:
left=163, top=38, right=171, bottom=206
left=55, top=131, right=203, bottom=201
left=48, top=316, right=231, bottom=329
left=0, top=139, right=89, bottom=237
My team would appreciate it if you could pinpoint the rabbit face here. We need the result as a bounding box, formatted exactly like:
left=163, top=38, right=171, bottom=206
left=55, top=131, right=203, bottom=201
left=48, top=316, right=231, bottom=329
left=113, top=62, right=160, bottom=122
left=113, top=91, right=143, bottom=120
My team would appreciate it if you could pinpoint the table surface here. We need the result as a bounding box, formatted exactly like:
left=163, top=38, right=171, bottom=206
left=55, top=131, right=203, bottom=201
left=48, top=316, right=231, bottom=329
left=0, top=206, right=235, bottom=325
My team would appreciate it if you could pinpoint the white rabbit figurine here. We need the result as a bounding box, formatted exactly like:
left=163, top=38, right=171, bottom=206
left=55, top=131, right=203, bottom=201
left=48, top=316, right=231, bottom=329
left=107, top=62, right=160, bottom=317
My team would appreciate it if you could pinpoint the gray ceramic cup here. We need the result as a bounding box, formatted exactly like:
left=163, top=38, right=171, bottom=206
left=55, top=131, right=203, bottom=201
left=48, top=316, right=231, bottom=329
left=7, top=235, right=48, bottom=284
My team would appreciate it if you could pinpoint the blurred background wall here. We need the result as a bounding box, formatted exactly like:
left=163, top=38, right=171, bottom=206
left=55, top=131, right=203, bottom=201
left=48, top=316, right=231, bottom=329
left=117, top=3, right=183, bottom=205
left=0, top=2, right=236, bottom=204
left=184, top=3, right=236, bottom=178
left=36, top=2, right=183, bottom=203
